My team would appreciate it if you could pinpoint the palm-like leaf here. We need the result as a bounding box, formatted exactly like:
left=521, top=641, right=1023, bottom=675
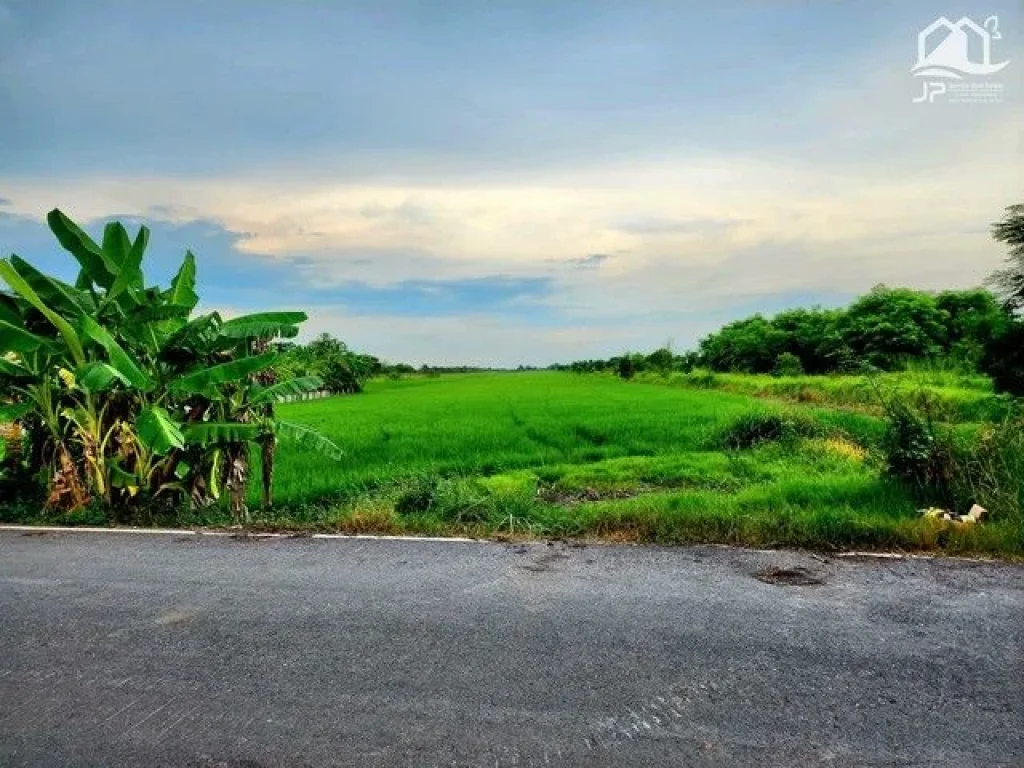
left=76, top=361, right=130, bottom=392
left=0, top=318, right=47, bottom=353
left=0, top=258, right=86, bottom=365
left=167, top=251, right=199, bottom=310
left=47, top=208, right=117, bottom=289
left=100, top=224, right=149, bottom=310
left=249, top=376, right=324, bottom=404
left=9, top=255, right=92, bottom=317
left=168, top=352, right=277, bottom=394
left=183, top=422, right=263, bottom=446
left=219, top=312, right=307, bottom=339
left=274, top=420, right=343, bottom=460
left=136, top=406, right=185, bottom=455
left=79, top=316, right=153, bottom=391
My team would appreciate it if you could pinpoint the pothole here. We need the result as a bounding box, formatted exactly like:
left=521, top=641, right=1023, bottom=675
left=754, top=566, right=824, bottom=586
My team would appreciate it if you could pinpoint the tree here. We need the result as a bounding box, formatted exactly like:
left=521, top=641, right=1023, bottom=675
left=772, top=352, right=804, bottom=377
left=646, top=347, right=674, bottom=374
left=981, top=204, right=1024, bottom=395
left=770, top=307, right=846, bottom=374
left=699, top=316, right=787, bottom=373
left=839, top=287, right=948, bottom=369
left=986, top=204, right=1024, bottom=311
left=934, top=289, right=1008, bottom=364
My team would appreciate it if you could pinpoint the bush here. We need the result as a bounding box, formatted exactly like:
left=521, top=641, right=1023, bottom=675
left=323, top=357, right=363, bottom=394
left=394, top=475, right=490, bottom=523
left=981, top=321, right=1024, bottom=396
left=772, top=352, right=804, bottom=377
left=879, top=394, right=955, bottom=497
left=718, top=410, right=821, bottom=450
left=950, top=414, right=1024, bottom=521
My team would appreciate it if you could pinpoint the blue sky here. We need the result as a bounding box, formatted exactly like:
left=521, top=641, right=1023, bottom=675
left=1, top=0, right=1021, bottom=365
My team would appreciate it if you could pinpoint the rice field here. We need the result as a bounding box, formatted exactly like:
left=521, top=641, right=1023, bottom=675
left=236, top=372, right=1020, bottom=555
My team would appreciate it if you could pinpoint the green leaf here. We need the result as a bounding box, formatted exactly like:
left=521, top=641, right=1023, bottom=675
left=249, top=376, right=324, bottom=404
left=163, top=311, right=222, bottom=353
left=168, top=352, right=277, bottom=394
left=0, top=402, right=32, bottom=422
left=183, top=421, right=262, bottom=446
left=219, top=311, right=307, bottom=339
left=274, top=420, right=343, bottom=460
left=100, top=224, right=148, bottom=310
left=168, top=251, right=199, bottom=310
left=0, top=294, right=23, bottom=327
left=0, top=258, right=86, bottom=365
left=0, top=318, right=47, bottom=353
left=76, top=361, right=130, bottom=392
left=78, top=316, right=153, bottom=391
left=0, top=357, right=32, bottom=379
left=128, top=303, right=192, bottom=324
left=101, top=222, right=132, bottom=270
left=108, top=459, right=138, bottom=489
left=9, top=255, right=91, bottom=317
left=47, top=209, right=117, bottom=289
left=136, top=406, right=185, bottom=455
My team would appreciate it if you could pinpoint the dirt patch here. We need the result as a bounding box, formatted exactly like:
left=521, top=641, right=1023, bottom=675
left=754, top=566, right=825, bottom=586
left=538, top=485, right=642, bottom=505
left=521, top=550, right=569, bottom=573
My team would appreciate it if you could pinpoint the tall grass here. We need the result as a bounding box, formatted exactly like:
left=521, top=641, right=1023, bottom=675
left=642, top=369, right=1008, bottom=422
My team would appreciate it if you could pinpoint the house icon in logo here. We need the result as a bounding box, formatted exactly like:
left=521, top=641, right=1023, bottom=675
left=912, top=16, right=1009, bottom=79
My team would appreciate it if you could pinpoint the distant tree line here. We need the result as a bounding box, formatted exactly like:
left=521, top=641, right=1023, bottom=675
left=273, top=334, right=405, bottom=394
left=552, top=204, right=1024, bottom=395
left=273, top=334, right=511, bottom=392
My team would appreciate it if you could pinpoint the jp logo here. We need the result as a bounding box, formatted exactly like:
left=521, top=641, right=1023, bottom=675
left=912, top=15, right=1010, bottom=103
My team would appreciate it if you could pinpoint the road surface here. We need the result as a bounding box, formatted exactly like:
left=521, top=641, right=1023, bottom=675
left=1, top=530, right=1022, bottom=767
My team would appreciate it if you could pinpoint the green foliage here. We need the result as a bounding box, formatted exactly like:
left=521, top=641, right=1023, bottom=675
left=616, top=356, right=635, bottom=380
left=772, top=351, right=804, bottom=377
left=981, top=320, right=1024, bottom=396
left=986, top=203, right=1024, bottom=311
left=841, top=287, right=949, bottom=369
left=322, top=355, right=363, bottom=394
left=0, top=209, right=340, bottom=522
left=678, top=286, right=1007, bottom=377
left=879, top=394, right=952, bottom=495
left=645, top=347, right=674, bottom=373
left=718, top=410, right=821, bottom=450
left=699, top=315, right=787, bottom=373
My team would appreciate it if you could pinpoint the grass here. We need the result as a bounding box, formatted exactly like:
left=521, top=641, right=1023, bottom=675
left=638, top=369, right=1010, bottom=423
left=11, top=372, right=1021, bottom=556
left=257, top=373, right=1018, bottom=555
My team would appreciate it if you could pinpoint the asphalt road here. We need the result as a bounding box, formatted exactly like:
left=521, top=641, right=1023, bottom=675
left=1, top=530, right=1022, bottom=767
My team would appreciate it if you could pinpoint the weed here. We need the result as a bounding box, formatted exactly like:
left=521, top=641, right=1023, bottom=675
left=718, top=410, right=821, bottom=450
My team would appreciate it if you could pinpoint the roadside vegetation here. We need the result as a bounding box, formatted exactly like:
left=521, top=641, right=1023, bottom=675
left=2, top=204, right=1023, bottom=557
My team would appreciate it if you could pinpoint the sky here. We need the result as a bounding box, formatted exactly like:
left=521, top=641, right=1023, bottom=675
left=1, top=0, right=1022, bottom=367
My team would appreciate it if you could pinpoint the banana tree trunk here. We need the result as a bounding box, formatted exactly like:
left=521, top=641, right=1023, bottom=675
left=260, top=435, right=274, bottom=511
left=225, top=443, right=249, bottom=525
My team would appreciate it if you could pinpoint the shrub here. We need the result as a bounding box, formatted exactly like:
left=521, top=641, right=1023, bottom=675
left=981, top=320, right=1024, bottom=396
left=772, top=352, right=804, bottom=377
left=950, top=414, right=1024, bottom=521
left=323, top=356, right=363, bottom=394
left=394, top=475, right=490, bottom=523
left=879, top=394, right=955, bottom=497
left=718, top=410, right=821, bottom=450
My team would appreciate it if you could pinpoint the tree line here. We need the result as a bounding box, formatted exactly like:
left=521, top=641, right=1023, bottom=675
left=552, top=204, right=1024, bottom=394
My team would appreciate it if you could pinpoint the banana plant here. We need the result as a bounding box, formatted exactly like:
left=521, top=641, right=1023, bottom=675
left=0, top=209, right=342, bottom=520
